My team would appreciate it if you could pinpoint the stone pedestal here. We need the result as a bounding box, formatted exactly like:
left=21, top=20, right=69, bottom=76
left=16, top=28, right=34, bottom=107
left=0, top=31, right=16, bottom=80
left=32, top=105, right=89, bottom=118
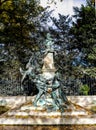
left=0, top=97, right=96, bottom=125
left=42, top=52, right=56, bottom=80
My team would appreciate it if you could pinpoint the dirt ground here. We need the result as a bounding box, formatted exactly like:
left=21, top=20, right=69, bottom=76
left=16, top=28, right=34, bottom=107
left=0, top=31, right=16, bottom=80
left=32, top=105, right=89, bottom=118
left=0, top=125, right=96, bottom=130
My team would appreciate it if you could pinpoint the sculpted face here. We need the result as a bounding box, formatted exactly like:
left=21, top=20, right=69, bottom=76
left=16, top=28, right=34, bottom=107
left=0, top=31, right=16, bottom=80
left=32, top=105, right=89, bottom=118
left=47, top=80, right=53, bottom=85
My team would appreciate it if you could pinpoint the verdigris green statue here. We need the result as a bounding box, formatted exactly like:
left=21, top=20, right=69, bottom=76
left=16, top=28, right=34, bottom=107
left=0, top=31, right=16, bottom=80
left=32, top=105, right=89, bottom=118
left=20, top=33, right=69, bottom=112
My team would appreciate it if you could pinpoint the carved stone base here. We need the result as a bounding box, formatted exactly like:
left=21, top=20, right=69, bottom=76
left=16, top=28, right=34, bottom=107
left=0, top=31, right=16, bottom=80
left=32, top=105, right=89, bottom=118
left=0, top=98, right=96, bottom=125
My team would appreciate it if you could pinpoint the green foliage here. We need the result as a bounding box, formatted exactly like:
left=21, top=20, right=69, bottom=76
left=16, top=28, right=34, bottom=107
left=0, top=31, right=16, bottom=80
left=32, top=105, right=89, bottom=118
left=88, top=44, right=96, bottom=63
left=81, top=67, right=96, bottom=77
left=70, top=1, right=96, bottom=78
left=0, top=0, right=46, bottom=60
left=79, top=84, right=90, bottom=95
left=49, top=14, right=83, bottom=79
left=0, top=0, right=44, bottom=46
left=71, top=2, right=96, bottom=62
left=50, top=15, right=72, bottom=70
left=0, top=0, right=48, bottom=93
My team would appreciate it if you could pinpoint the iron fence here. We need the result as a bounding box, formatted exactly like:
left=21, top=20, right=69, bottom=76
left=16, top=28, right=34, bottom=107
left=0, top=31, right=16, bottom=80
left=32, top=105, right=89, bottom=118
left=80, top=75, right=96, bottom=95
left=0, top=76, right=96, bottom=96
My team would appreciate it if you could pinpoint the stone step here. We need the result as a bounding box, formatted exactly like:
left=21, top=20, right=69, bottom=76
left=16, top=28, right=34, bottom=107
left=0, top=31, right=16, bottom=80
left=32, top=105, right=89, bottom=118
left=0, top=115, right=96, bottom=125
left=0, top=96, right=96, bottom=125
left=20, top=106, right=46, bottom=111
left=7, top=109, right=89, bottom=117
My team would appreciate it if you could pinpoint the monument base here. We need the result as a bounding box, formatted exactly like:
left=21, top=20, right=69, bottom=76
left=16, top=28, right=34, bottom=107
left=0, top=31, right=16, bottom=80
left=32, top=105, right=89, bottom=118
left=0, top=97, right=96, bottom=125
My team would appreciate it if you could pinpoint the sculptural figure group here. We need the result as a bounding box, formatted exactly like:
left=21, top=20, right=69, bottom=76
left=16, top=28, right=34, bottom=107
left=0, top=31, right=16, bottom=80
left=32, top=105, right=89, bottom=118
left=20, top=33, right=69, bottom=112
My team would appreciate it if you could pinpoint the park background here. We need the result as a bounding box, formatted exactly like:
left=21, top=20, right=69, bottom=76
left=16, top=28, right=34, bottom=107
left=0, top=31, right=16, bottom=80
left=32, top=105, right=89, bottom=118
left=0, top=0, right=96, bottom=96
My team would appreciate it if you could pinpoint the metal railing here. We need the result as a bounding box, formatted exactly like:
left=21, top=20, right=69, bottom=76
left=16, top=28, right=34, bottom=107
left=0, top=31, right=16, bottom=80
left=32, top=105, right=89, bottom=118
left=0, top=76, right=96, bottom=96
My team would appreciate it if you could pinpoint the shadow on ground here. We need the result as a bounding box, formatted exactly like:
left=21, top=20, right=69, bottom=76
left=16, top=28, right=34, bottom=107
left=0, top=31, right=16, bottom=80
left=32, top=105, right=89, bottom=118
left=0, top=125, right=96, bottom=130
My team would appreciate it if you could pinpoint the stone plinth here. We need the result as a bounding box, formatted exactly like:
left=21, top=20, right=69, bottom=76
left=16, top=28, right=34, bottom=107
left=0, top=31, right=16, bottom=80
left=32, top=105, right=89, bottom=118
left=42, top=52, right=56, bottom=80
left=0, top=96, right=96, bottom=125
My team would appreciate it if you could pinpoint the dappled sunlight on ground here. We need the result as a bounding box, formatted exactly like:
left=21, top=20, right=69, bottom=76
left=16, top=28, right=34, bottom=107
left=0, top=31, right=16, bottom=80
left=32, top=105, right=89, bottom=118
left=0, top=125, right=96, bottom=130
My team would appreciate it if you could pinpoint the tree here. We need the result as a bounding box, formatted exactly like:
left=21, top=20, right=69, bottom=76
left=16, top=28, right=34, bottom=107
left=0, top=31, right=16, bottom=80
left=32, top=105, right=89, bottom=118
left=49, top=14, right=79, bottom=75
left=0, top=0, right=50, bottom=95
left=0, top=0, right=44, bottom=45
left=70, top=0, right=96, bottom=77
left=48, top=14, right=83, bottom=95
left=0, top=0, right=51, bottom=62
